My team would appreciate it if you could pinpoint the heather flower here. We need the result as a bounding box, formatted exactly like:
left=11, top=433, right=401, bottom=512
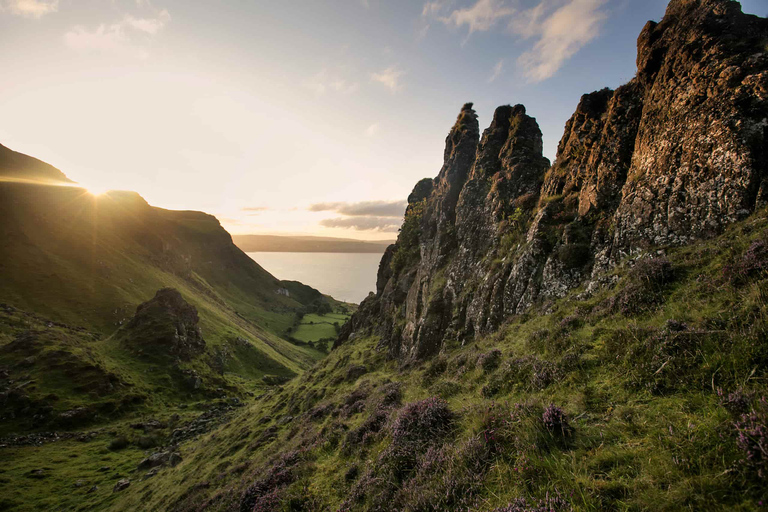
left=392, top=397, right=455, bottom=447
left=723, top=239, right=768, bottom=285
left=734, top=397, right=768, bottom=479
left=717, top=387, right=753, bottom=416
left=542, top=404, right=572, bottom=437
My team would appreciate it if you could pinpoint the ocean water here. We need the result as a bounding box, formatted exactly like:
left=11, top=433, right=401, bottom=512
left=247, top=252, right=384, bottom=304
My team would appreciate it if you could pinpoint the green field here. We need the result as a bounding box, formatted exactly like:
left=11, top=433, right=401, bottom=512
left=289, top=311, right=352, bottom=344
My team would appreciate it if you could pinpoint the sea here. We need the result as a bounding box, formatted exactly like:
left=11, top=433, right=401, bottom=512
left=247, top=252, right=384, bottom=304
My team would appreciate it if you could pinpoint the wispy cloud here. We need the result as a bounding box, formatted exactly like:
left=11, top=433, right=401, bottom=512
left=241, top=206, right=268, bottom=216
left=488, top=58, right=504, bottom=82
left=320, top=216, right=401, bottom=232
left=442, top=0, right=514, bottom=34
left=123, top=10, right=170, bottom=34
left=425, top=0, right=609, bottom=82
left=64, top=8, right=170, bottom=56
left=370, top=66, right=405, bottom=93
left=305, top=69, right=359, bottom=96
left=514, top=0, right=608, bottom=82
left=422, top=0, right=453, bottom=17
left=1, top=0, right=58, bottom=18
left=310, top=200, right=407, bottom=218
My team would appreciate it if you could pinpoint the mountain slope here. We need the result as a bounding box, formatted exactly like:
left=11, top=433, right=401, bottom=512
left=0, top=144, right=338, bottom=434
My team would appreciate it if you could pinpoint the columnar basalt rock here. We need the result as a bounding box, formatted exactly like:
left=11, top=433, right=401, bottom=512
left=339, top=0, right=768, bottom=363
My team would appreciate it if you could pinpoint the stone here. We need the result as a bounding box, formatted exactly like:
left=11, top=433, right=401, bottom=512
left=113, top=479, right=130, bottom=492
left=137, top=451, right=170, bottom=470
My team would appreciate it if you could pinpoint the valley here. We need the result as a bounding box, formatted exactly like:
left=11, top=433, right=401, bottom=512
left=1, top=0, right=768, bottom=510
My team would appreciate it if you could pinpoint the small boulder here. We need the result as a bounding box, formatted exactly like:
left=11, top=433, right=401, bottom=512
left=168, top=452, right=183, bottom=467
left=137, top=451, right=170, bottom=470
left=113, top=479, right=130, bottom=492
left=346, top=365, right=368, bottom=382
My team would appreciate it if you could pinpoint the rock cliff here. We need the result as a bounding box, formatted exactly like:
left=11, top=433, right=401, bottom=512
left=338, top=0, right=768, bottom=363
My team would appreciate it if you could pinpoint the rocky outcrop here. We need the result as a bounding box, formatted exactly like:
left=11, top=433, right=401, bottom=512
left=338, top=0, right=768, bottom=364
left=121, top=288, right=206, bottom=359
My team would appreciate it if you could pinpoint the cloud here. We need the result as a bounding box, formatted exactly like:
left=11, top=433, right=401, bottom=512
left=64, top=7, right=170, bottom=55
left=514, top=0, right=608, bottom=82
left=441, top=0, right=515, bottom=34
left=370, top=66, right=405, bottom=93
left=426, top=0, right=608, bottom=82
left=320, top=216, right=401, bottom=232
left=364, top=123, right=380, bottom=137
left=309, top=200, right=407, bottom=218
left=488, top=58, right=504, bottom=82
left=241, top=206, right=268, bottom=216
left=65, top=24, right=130, bottom=53
left=124, top=9, right=170, bottom=34
left=422, top=0, right=453, bottom=17
left=1, top=0, right=58, bottom=18
left=305, top=69, right=359, bottom=96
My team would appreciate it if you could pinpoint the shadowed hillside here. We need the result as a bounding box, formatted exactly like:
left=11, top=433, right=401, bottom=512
left=0, top=143, right=342, bottom=437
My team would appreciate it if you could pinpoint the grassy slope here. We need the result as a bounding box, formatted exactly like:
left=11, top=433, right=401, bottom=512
left=0, top=144, right=342, bottom=440
left=99, top=210, right=768, bottom=512
left=0, top=143, right=331, bottom=373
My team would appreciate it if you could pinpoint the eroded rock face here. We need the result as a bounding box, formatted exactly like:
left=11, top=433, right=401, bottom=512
left=123, top=288, right=206, bottom=359
left=339, top=0, right=768, bottom=363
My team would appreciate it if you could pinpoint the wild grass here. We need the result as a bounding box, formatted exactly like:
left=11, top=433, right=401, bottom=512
left=10, top=208, right=768, bottom=511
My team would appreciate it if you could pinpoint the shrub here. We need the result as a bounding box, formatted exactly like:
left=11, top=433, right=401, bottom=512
left=342, top=410, right=389, bottom=454
left=392, top=397, right=455, bottom=447
left=557, top=243, right=591, bottom=269
left=239, top=451, right=301, bottom=512
left=477, top=349, right=502, bottom=372
left=376, top=382, right=404, bottom=409
left=735, top=397, right=768, bottom=480
left=723, top=239, right=768, bottom=285
left=108, top=436, right=129, bottom=451
left=542, top=404, right=572, bottom=438
left=631, top=256, right=674, bottom=286
left=717, top=387, right=754, bottom=416
left=610, top=257, right=674, bottom=315
left=422, top=357, right=447, bottom=385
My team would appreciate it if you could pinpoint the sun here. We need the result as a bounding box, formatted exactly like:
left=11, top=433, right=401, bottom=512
left=84, top=185, right=109, bottom=196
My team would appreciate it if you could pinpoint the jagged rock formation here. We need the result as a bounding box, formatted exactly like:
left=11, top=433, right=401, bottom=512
left=121, top=288, right=206, bottom=359
left=339, top=0, right=768, bottom=363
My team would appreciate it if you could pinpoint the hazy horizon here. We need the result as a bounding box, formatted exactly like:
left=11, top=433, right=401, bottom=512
left=2, top=0, right=764, bottom=241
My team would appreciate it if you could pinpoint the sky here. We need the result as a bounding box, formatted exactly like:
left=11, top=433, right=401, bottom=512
left=1, top=0, right=765, bottom=240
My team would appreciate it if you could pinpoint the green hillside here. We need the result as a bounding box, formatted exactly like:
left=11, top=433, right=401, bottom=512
left=95, top=207, right=768, bottom=512
left=0, top=143, right=335, bottom=436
